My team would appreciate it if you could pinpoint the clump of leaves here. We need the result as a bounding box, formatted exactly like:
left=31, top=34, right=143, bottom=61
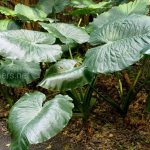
left=0, top=0, right=149, bottom=150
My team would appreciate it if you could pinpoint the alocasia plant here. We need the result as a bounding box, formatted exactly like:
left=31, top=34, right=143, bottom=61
left=0, top=0, right=149, bottom=150
left=83, top=0, right=150, bottom=116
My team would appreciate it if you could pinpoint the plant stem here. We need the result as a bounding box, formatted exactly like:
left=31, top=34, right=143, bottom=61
left=73, top=113, right=84, bottom=118
left=82, top=75, right=97, bottom=121
left=115, top=72, right=123, bottom=99
left=122, top=58, right=146, bottom=115
left=89, top=85, right=124, bottom=116
left=78, top=18, right=82, bottom=27
left=66, top=90, right=82, bottom=112
left=78, top=88, right=84, bottom=101
left=69, top=46, right=73, bottom=59
left=119, top=79, right=123, bottom=98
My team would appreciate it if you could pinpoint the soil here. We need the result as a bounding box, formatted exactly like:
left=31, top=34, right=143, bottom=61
left=0, top=75, right=150, bottom=150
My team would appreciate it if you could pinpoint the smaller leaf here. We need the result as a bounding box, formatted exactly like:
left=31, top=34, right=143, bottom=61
left=0, top=6, right=16, bottom=16
left=40, top=22, right=90, bottom=44
left=45, top=59, right=77, bottom=76
left=38, top=59, right=94, bottom=90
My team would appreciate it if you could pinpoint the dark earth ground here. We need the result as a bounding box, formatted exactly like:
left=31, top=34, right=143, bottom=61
left=0, top=75, right=150, bottom=150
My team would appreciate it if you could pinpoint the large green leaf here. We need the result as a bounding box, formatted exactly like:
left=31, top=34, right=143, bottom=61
left=0, top=29, right=62, bottom=62
left=15, top=4, right=47, bottom=21
left=8, top=92, right=74, bottom=150
left=0, top=60, right=40, bottom=87
left=0, top=6, right=16, bottom=16
left=70, top=0, right=111, bottom=15
left=91, top=0, right=149, bottom=28
left=38, top=59, right=94, bottom=90
left=0, top=19, right=20, bottom=31
left=36, top=0, right=69, bottom=14
left=40, top=22, right=90, bottom=44
left=84, top=15, right=150, bottom=73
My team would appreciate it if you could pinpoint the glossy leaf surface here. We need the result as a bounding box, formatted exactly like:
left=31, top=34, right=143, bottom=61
left=40, top=23, right=90, bottom=44
left=0, top=30, right=62, bottom=62
left=9, top=92, right=74, bottom=150
left=39, top=59, right=94, bottom=90
left=84, top=15, right=150, bottom=73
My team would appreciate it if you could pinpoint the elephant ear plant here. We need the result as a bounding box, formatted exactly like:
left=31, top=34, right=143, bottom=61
left=0, top=29, right=63, bottom=149
left=84, top=0, right=150, bottom=116
left=0, top=21, right=91, bottom=150
left=0, top=0, right=150, bottom=150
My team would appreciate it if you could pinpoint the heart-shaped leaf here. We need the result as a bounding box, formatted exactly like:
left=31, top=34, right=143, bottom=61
left=39, top=59, right=94, bottom=90
left=40, top=22, right=90, bottom=44
left=91, top=0, right=149, bottom=28
left=0, top=59, right=40, bottom=87
left=0, top=29, right=62, bottom=62
left=84, top=15, right=150, bottom=73
left=8, top=92, right=74, bottom=150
